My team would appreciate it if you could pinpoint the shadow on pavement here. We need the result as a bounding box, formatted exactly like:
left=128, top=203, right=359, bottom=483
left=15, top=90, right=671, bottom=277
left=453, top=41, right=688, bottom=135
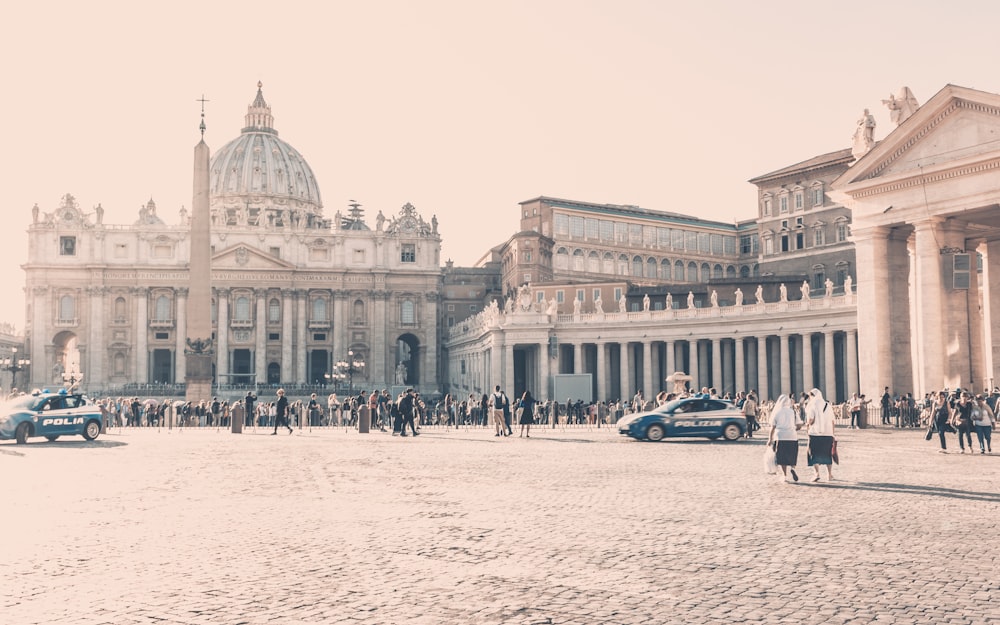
left=809, top=481, right=1000, bottom=502
left=0, top=439, right=128, bottom=450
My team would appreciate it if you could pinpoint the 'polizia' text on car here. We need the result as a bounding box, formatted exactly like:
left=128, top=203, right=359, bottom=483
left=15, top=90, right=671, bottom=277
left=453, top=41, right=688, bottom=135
left=618, top=397, right=746, bottom=442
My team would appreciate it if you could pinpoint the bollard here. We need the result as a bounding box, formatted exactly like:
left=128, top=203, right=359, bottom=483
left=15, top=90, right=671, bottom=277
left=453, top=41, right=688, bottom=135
left=358, top=406, right=371, bottom=434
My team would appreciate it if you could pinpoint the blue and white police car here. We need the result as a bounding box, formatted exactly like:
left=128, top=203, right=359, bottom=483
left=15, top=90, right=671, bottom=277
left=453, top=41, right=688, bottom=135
left=618, top=396, right=746, bottom=442
left=0, top=389, right=103, bottom=444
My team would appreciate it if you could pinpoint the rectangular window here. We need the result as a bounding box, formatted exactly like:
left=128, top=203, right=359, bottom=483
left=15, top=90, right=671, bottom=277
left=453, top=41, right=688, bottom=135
left=576, top=289, right=584, bottom=302
left=657, top=228, right=671, bottom=247
left=401, top=244, right=415, bottom=263
left=60, top=236, right=76, bottom=256
left=593, top=288, right=601, bottom=301
left=796, top=233, right=804, bottom=249
left=448, top=316, right=454, bottom=327
left=629, top=224, right=642, bottom=245
left=269, top=247, right=281, bottom=258
left=723, top=236, right=736, bottom=255
left=643, top=226, right=656, bottom=246
left=710, top=234, right=723, bottom=255
left=763, top=199, right=772, bottom=216
left=698, top=233, right=710, bottom=254
left=469, top=305, right=478, bottom=312
left=556, top=290, right=565, bottom=303
left=313, top=333, right=326, bottom=341
left=585, top=218, right=598, bottom=239
left=523, top=251, right=532, bottom=262
left=569, top=216, right=585, bottom=238
left=554, top=213, right=569, bottom=236
left=309, top=247, right=330, bottom=261
left=794, top=193, right=803, bottom=210
left=447, top=304, right=455, bottom=311
left=780, top=196, right=788, bottom=213
left=781, top=235, right=789, bottom=252
left=268, top=333, right=280, bottom=341
left=765, top=238, right=774, bottom=255
left=599, top=220, right=614, bottom=241
left=672, top=230, right=685, bottom=250
left=813, top=188, right=824, bottom=206
left=154, top=332, right=169, bottom=340
left=740, top=235, right=753, bottom=254
left=615, top=222, right=628, bottom=243
left=813, top=272, right=825, bottom=290
left=685, top=231, right=697, bottom=251
left=837, top=224, right=848, bottom=242
left=614, top=287, right=622, bottom=301
left=460, top=359, right=466, bottom=374
left=523, top=273, right=531, bottom=283
left=814, top=230, right=824, bottom=246
left=536, top=291, right=545, bottom=302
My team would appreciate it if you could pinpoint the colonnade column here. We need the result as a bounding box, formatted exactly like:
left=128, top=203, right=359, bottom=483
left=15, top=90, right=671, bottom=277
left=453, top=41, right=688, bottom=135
left=985, top=241, right=1000, bottom=387
left=539, top=342, right=551, bottom=400
left=215, top=288, right=229, bottom=385
left=757, top=336, right=769, bottom=400
left=619, top=343, right=628, bottom=399
left=854, top=225, right=894, bottom=397
left=504, top=343, right=515, bottom=394
left=643, top=341, right=654, bottom=396
left=134, top=287, right=149, bottom=384
left=846, top=329, right=859, bottom=396
left=596, top=342, right=607, bottom=401
left=296, top=292, right=307, bottom=384
left=664, top=340, right=674, bottom=381
left=254, top=290, right=267, bottom=384
left=734, top=337, right=745, bottom=395
left=88, top=287, right=105, bottom=384
left=778, top=334, right=790, bottom=396
left=372, top=292, right=387, bottom=386
left=573, top=343, right=583, bottom=374
left=688, top=340, right=699, bottom=392
left=711, top=338, right=722, bottom=392
left=802, top=333, right=813, bottom=393
left=175, top=288, right=187, bottom=383
left=824, top=331, right=836, bottom=400
left=423, top=293, right=439, bottom=389
left=281, top=289, right=294, bottom=384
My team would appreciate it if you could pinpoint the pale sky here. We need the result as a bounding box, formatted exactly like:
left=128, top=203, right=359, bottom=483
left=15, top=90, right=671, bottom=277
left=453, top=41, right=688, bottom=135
left=4, top=0, right=1000, bottom=331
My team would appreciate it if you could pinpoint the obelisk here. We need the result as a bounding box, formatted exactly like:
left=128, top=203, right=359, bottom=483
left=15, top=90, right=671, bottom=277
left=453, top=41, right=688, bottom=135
left=184, top=101, right=216, bottom=409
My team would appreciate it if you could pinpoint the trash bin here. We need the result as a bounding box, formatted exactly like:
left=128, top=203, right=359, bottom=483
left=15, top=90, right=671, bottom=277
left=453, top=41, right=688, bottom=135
left=358, top=406, right=371, bottom=433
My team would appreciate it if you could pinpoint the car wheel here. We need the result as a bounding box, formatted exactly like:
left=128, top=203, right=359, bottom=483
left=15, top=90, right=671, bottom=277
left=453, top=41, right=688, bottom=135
left=83, top=420, right=101, bottom=441
left=15, top=422, right=31, bottom=444
left=646, top=424, right=666, bottom=442
left=45, top=435, right=59, bottom=442
left=722, top=423, right=742, bottom=441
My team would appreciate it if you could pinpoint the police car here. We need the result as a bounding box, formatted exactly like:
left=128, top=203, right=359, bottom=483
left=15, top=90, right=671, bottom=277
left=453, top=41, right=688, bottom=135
left=0, top=389, right=103, bottom=444
left=618, top=396, right=746, bottom=442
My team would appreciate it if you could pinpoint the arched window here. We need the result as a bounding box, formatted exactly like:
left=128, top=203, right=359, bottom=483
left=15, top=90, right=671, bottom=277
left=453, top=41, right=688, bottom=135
left=114, top=297, right=126, bottom=321
left=268, top=298, right=280, bottom=322
left=602, top=252, right=614, bottom=274
left=646, top=258, right=657, bottom=278
left=401, top=300, right=415, bottom=324
left=674, top=260, right=685, bottom=281
left=154, top=295, right=170, bottom=321
left=701, top=263, right=711, bottom=281
left=740, top=265, right=751, bottom=278
left=713, top=264, right=723, bottom=279
left=353, top=299, right=365, bottom=323
left=687, top=262, right=698, bottom=282
left=726, top=265, right=737, bottom=279
left=555, top=248, right=569, bottom=270
left=632, top=256, right=643, bottom=277
left=235, top=296, right=251, bottom=321
left=661, top=259, right=671, bottom=280
left=312, top=297, right=327, bottom=321
left=59, top=295, right=75, bottom=321
left=114, top=353, right=126, bottom=376
left=587, top=251, right=600, bottom=273
left=572, top=249, right=585, bottom=272
left=618, top=254, right=629, bottom=275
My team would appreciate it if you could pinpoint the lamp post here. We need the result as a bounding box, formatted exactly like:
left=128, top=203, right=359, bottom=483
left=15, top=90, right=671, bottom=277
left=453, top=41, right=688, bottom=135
left=334, top=349, right=365, bottom=398
left=1, top=348, right=30, bottom=393
left=62, top=369, right=83, bottom=392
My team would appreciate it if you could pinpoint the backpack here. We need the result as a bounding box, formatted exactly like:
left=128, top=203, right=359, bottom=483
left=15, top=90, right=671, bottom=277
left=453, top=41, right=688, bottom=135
left=493, top=392, right=504, bottom=409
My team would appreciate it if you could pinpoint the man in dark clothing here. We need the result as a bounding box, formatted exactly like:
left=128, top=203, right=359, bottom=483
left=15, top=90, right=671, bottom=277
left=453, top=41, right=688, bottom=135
left=272, top=388, right=293, bottom=435
left=245, top=392, right=256, bottom=427
left=880, top=387, right=891, bottom=425
left=398, top=388, right=419, bottom=436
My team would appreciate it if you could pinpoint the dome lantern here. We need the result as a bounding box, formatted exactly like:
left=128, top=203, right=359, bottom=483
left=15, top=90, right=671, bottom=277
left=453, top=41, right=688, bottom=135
left=243, top=81, right=276, bottom=135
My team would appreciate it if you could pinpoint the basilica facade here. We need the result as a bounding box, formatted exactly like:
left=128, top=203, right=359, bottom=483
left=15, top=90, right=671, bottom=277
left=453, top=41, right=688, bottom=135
left=23, top=85, right=442, bottom=392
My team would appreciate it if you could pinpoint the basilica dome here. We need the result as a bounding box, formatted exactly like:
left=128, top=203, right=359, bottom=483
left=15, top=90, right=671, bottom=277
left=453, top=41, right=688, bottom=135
left=209, top=83, right=323, bottom=221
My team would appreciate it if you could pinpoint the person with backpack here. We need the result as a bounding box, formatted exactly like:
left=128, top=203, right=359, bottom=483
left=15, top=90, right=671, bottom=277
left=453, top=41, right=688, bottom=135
left=491, top=385, right=508, bottom=437
left=742, top=391, right=759, bottom=438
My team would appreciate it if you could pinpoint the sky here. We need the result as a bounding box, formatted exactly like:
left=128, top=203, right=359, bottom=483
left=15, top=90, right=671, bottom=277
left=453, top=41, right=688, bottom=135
left=4, top=0, right=1000, bottom=331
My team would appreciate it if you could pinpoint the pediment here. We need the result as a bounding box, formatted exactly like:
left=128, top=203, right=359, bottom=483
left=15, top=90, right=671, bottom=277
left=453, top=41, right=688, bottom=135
left=837, top=85, right=1000, bottom=187
left=213, top=244, right=295, bottom=269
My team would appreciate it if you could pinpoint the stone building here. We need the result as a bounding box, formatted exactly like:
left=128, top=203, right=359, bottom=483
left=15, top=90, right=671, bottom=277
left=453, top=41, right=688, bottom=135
left=23, top=84, right=442, bottom=393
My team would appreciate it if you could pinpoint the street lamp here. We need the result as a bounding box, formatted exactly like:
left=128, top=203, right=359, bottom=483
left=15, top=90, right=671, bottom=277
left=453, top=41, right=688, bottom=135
left=62, top=369, right=83, bottom=391
left=334, top=349, right=365, bottom=398
left=1, top=348, right=30, bottom=392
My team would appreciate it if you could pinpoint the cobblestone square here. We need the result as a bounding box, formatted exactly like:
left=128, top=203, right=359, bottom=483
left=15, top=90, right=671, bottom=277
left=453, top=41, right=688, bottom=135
left=3, top=425, right=999, bottom=624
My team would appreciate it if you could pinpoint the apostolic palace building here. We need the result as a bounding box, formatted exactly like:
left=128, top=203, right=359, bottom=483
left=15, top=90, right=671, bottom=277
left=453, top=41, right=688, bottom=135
left=17, top=83, right=1000, bottom=405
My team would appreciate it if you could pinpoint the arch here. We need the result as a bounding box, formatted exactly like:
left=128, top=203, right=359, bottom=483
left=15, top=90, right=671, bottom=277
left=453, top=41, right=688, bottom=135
left=645, top=257, right=657, bottom=278
left=51, top=331, right=80, bottom=384
left=701, top=263, right=711, bottom=281
left=739, top=265, right=751, bottom=278
left=353, top=299, right=365, bottom=323
left=154, top=295, right=171, bottom=321
left=396, top=333, right=421, bottom=385
left=587, top=251, right=600, bottom=273
left=687, top=261, right=698, bottom=282
left=602, top=252, right=614, bottom=274
left=618, top=254, right=629, bottom=275
left=572, top=249, right=585, bottom=272
left=713, top=264, right=723, bottom=279
left=555, top=247, right=569, bottom=270
left=632, top=256, right=643, bottom=277
left=267, top=362, right=281, bottom=384
left=726, top=265, right=737, bottom=279
left=674, top=260, right=685, bottom=281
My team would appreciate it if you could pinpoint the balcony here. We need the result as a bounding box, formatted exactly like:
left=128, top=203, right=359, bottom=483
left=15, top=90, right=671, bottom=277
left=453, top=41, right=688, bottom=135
left=229, top=319, right=253, bottom=329
left=308, top=319, right=331, bottom=329
left=149, top=319, right=174, bottom=329
left=54, top=317, right=79, bottom=327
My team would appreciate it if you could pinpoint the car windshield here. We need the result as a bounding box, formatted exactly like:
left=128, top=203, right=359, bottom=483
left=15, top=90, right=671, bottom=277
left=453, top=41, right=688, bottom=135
left=661, top=399, right=689, bottom=413
left=1, top=395, right=44, bottom=412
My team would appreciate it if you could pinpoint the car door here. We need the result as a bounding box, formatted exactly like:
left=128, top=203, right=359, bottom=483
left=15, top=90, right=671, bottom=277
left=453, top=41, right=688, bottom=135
left=668, top=400, right=705, bottom=437
left=691, top=400, right=729, bottom=436
left=37, top=397, right=76, bottom=436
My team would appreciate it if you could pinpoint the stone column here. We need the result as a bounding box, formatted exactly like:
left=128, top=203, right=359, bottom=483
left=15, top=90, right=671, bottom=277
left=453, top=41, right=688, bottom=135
left=688, top=340, right=699, bottom=391
left=88, top=287, right=105, bottom=384
left=854, top=225, right=894, bottom=397
left=423, top=292, right=439, bottom=390
left=643, top=341, right=654, bottom=396
left=985, top=241, right=1000, bottom=388
left=136, top=287, right=149, bottom=384
left=802, top=333, right=813, bottom=393
left=757, top=336, right=769, bottom=401
left=734, top=337, right=745, bottom=395
left=573, top=343, right=583, bottom=374
left=941, top=221, right=973, bottom=389
left=175, top=288, right=187, bottom=383
left=282, top=289, right=294, bottom=384
left=618, top=343, right=629, bottom=399
left=846, top=329, right=859, bottom=396
left=664, top=340, right=674, bottom=383
left=504, top=343, right=515, bottom=394
left=778, top=333, right=791, bottom=396
left=296, top=291, right=307, bottom=384
left=539, top=342, right=551, bottom=400
left=255, top=290, right=267, bottom=384
left=596, top=342, right=607, bottom=401
left=824, top=331, right=836, bottom=401
left=30, top=286, right=48, bottom=387
left=215, top=289, right=229, bottom=385
left=711, top=338, right=722, bottom=392
left=372, top=291, right=387, bottom=386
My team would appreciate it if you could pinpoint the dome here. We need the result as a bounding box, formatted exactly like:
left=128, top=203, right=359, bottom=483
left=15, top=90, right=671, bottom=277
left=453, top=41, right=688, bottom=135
left=209, top=83, right=323, bottom=220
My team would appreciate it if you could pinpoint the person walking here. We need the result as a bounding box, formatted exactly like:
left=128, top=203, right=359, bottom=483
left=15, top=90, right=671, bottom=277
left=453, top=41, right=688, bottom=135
left=805, top=388, right=836, bottom=482
left=245, top=391, right=257, bottom=427
left=272, top=388, right=292, bottom=435
left=848, top=392, right=862, bottom=429
left=398, top=388, right=419, bottom=436
left=951, top=391, right=975, bottom=453
left=517, top=390, right=536, bottom=437
left=490, top=385, right=508, bottom=437
left=767, top=394, right=802, bottom=482
left=973, top=394, right=994, bottom=454
left=742, top=391, right=759, bottom=438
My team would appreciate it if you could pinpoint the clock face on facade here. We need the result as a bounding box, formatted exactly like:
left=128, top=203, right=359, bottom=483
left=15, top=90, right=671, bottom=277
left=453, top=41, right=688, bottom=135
left=400, top=216, right=417, bottom=231
left=63, top=211, right=74, bottom=221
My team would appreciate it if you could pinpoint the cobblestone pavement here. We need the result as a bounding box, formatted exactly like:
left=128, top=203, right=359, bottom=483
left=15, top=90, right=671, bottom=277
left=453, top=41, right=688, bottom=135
left=3, top=424, right=999, bottom=625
